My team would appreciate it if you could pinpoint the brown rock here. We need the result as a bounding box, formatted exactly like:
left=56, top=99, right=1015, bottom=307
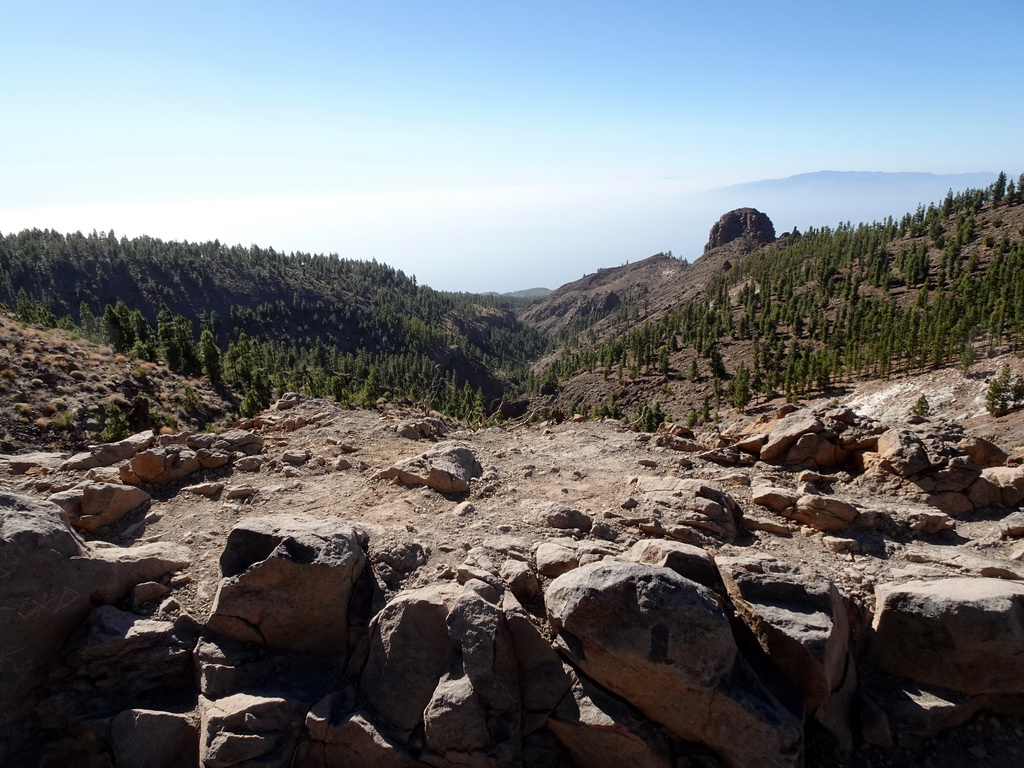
left=751, top=482, right=799, bottom=513
left=959, top=436, right=1008, bottom=467
left=789, top=494, right=858, bottom=530
left=51, top=482, right=151, bottom=532
left=183, top=482, right=224, bottom=497
left=535, top=541, right=580, bottom=578
left=876, top=429, right=932, bottom=478
left=120, top=445, right=202, bottom=485
left=982, top=466, right=1024, bottom=506
left=760, top=412, right=825, bottom=462
left=1000, top=512, right=1024, bottom=539
left=62, top=432, right=155, bottom=471
left=500, top=558, right=541, bottom=602
left=966, top=476, right=1003, bottom=508
left=546, top=561, right=802, bottom=767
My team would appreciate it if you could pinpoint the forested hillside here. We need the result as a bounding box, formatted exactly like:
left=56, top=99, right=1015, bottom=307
left=2, top=173, right=1022, bottom=437
left=534, top=173, right=1024, bottom=426
left=0, top=234, right=546, bottom=419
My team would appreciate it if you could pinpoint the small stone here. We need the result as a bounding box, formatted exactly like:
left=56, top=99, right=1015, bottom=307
left=281, top=449, right=310, bottom=465
left=158, top=596, right=181, bottom=615
left=183, top=483, right=225, bottom=501
left=453, top=502, right=475, bottom=517
left=132, top=581, right=171, bottom=607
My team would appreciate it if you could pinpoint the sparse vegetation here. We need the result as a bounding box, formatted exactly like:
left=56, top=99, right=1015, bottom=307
left=100, top=401, right=131, bottom=442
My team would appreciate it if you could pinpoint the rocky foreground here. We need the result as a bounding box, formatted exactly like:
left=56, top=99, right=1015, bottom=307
left=2, top=394, right=1024, bottom=767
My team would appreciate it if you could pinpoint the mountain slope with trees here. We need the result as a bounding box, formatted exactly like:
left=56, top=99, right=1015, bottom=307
left=1, top=173, right=1022, bottom=447
left=526, top=173, right=1024, bottom=427
left=0, top=234, right=547, bottom=422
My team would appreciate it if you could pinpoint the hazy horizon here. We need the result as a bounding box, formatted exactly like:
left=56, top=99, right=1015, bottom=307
left=2, top=1, right=1021, bottom=293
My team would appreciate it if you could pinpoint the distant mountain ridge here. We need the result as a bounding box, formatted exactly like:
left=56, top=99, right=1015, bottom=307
left=699, top=170, right=1000, bottom=237
left=715, top=170, right=996, bottom=194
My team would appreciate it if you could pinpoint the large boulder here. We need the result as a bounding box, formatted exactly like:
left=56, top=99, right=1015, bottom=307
left=546, top=561, right=802, bottom=767
left=981, top=466, right=1024, bottom=507
left=120, top=445, right=202, bottom=485
left=759, top=411, right=825, bottom=463
left=48, top=481, right=151, bottom=532
left=360, top=584, right=462, bottom=736
left=207, top=516, right=366, bottom=651
left=958, top=436, right=1008, bottom=468
left=631, top=476, right=740, bottom=540
left=789, top=494, right=859, bottom=530
left=716, top=556, right=849, bottom=712
left=875, top=429, right=933, bottom=478
left=751, top=482, right=799, bottom=513
left=871, top=578, right=1024, bottom=695
left=372, top=442, right=482, bottom=493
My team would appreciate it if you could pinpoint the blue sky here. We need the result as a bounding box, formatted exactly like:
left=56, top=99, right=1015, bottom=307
left=2, top=1, right=1022, bottom=291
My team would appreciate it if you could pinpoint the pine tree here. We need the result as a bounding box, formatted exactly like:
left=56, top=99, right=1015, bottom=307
left=199, top=329, right=223, bottom=384
left=985, top=365, right=1012, bottom=416
left=101, top=402, right=131, bottom=442
left=911, top=394, right=931, bottom=418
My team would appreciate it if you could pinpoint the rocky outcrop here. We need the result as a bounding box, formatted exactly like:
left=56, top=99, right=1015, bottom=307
left=0, top=492, right=189, bottom=763
left=372, top=442, right=483, bottom=493
left=546, top=560, right=803, bottom=767
left=47, top=481, right=150, bottom=532
left=717, top=556, right=849, bottom=714
left=120, top=444, right=203, bottom=485
left=628, top=476, right=741, bottom=541
left=61, top=431, right=155, bottom=471
left=208, top=516, right=367, bottom=651
left=704, top=207, right=776, bottom=253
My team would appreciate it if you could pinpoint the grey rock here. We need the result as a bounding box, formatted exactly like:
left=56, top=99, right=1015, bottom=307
left=208, top=515, right=366, bottom=651
left=372, top=442, right=483, bottom=494
left=872, top=577, right=1024, bottom=694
